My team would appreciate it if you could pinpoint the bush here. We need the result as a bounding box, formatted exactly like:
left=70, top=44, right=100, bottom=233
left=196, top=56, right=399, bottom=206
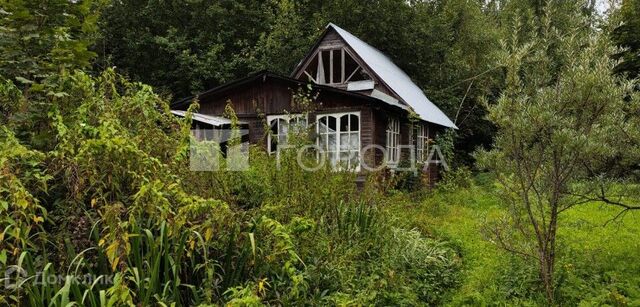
left=0, top=69, right=462, bottom=306
left=437, top=166, right=473, bottom=192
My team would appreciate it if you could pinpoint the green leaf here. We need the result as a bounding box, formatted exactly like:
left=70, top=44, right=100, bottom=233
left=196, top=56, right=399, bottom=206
left=14, top=77, right=34, bottom=84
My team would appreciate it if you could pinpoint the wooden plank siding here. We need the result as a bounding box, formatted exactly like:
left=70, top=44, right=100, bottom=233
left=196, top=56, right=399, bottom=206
left=176, top=76, right=391, bottom=169
left=171, top=23, right=455, bottom=185
left=173, top=72, right=446, bottom=185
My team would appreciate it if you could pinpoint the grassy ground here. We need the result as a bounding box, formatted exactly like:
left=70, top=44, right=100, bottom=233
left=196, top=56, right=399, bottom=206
left=386, top=176, right=640, bottom=306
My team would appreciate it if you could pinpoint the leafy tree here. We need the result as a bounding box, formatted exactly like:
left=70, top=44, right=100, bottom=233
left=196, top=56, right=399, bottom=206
left=0, top=0, right=103, bottom=124
left=0, top=0, right=102, bottom=82
left=97, top=0, right=502, bottom=166
left=248, top=0, right=321, bottom=74
left=477, top=2, right=639, bottom=303
left=96, top=0, right=272, bottom=98
left=612, top=0, right=640, bottom=78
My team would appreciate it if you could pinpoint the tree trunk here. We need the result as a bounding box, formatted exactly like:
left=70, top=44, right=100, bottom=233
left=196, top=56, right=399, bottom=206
left=540, top=203, right=558, bottom=305
left=539, top=249, right=555, bottom=304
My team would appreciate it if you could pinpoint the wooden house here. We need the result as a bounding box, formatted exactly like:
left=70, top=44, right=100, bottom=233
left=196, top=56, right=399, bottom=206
left=171, top=23, right=456, bottom=182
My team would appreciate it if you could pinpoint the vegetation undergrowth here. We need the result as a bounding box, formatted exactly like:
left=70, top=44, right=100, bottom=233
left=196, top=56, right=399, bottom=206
left=388, top=173, right=640, bottom=306
left=0, top=69, right=461, bottom=306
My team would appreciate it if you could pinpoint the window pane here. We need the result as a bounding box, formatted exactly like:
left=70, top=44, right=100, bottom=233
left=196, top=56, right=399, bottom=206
left=340, top=132, right=349, bottom=150
left=328, top=152, right=337, bottom=167
left=279, top=119, right=288, bottom=135
left=319, top=116, right=327, bottom=133
left=332, top=49, right=342, bottom=83
left=340, top=114, right=349, bottom=131
left=328, top=116, right=336, bottom=132
left=322, top=50, right=331, bottom=83
left=291, top=118, right=306, bottom=133
left=350, top=152, right=359, bottom=169
left=270, top=119, right=278, bottom=134
left=349, top=132, right=358, bottom=150
left=328, top=133, right=337, bottom=149
left=319, top=134, right=327, bottom=150
left=350, top=114, right=359, bottom=131
left=339, top=152, right=350, bottom=169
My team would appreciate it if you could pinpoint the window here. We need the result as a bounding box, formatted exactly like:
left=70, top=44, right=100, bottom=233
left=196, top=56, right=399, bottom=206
left=303, top=48, right=371, bottom=85
left=416, top=124, right=428, bottom=162
left=386, top=117, right=400, bottom=164
left=317, top=112, right=360, bottom=171
left=267, top=114, right=307, bottom=154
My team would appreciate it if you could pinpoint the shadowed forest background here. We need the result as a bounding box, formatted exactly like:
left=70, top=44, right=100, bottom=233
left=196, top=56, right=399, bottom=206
left=1, top=0, right=640, bottom=306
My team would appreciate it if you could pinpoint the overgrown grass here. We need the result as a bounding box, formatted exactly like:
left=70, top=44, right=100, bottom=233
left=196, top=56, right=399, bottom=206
left=3, top=68, right=637, bottom=306
left=389, top=173, right=640, bottom=306
left=0, top=69, right=462, bottom=306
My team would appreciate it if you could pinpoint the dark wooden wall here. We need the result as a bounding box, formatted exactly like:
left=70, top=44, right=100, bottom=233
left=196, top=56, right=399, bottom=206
left=185, top=77, right=384, bottom=167
left=180, top=76, right=445, bottom=181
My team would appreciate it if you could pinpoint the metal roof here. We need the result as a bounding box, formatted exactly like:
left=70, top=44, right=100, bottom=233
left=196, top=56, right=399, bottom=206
left=327, top=23, right=457, bottom=129
left=170, top=110, right=247, bottom=127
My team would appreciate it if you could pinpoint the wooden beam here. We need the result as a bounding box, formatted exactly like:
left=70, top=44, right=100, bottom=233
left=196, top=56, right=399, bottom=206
left=345, top=66, right=360, bottom=82
left=317, top=51, right=325, bottom=84
left=329, top=49, right=334, bottom=84
left=341, top=48, right=345, bottom=83
left=303, top=71, right=316, bottom=83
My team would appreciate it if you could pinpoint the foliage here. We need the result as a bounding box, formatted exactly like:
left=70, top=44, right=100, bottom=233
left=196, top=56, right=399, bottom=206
left=437, top=166, right=473, bottom=193
left=2, top=0, right=640, bottom=305
left=0, top=65, right=460, bottom=305
left=389, top=176, right=640, bottom=306
left=0, top=67, right=294, bottom=304
left=97, top=0, right=502, bottom=165
left=0, top=128, right=49, bottom=266
left=97, top=0, right=273, bottom=98
left=0, top=0, right=103, bottom=83
left=612, top=0, right=640, bottom=79
left=476, top=1, right=639, bottom=303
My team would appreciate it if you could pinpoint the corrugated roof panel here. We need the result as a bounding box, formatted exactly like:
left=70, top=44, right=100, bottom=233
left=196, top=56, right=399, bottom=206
left=327, top=23, right=457, bottom=129
left=170, top=110, right=247, bottom=127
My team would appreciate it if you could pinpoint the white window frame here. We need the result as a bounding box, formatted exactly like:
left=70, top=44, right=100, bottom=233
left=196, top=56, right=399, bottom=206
left=316, top=111, right=361, bottom=171
left=416, top=124, right=429, bottom=162
left=267, top=114, right=307, bottom=154
left=386, top=117, right=400, bottom=165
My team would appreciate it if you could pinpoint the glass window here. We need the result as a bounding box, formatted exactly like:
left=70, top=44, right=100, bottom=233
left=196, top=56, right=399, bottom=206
left=416, top=124, right=428, bottom=162
left=316, top=112, right=360, bottom=171
left=267, top=114, right=307, bottom=154
left=386, top=117, right=400, bottom=165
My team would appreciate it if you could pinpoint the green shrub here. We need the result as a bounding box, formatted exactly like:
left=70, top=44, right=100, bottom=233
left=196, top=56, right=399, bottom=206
left=0, top=69, right=463, bottom=306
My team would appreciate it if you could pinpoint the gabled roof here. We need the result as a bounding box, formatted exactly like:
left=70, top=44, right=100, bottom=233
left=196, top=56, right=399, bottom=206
left=297, top=23, right=457, bottom=129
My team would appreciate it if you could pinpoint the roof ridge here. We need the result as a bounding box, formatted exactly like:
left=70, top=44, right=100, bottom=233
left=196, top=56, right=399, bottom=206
left=325, top=23, right=457, bottom=128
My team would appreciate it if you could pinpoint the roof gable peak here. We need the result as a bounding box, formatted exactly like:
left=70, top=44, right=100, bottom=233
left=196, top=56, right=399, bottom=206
left=294, top=23, right=457, bottom=128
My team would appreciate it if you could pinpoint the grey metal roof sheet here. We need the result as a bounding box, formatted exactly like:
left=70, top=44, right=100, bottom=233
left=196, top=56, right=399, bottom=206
left=170, top=110, right=247, bottom=126
left=328, top=23, right=457, bottom=128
